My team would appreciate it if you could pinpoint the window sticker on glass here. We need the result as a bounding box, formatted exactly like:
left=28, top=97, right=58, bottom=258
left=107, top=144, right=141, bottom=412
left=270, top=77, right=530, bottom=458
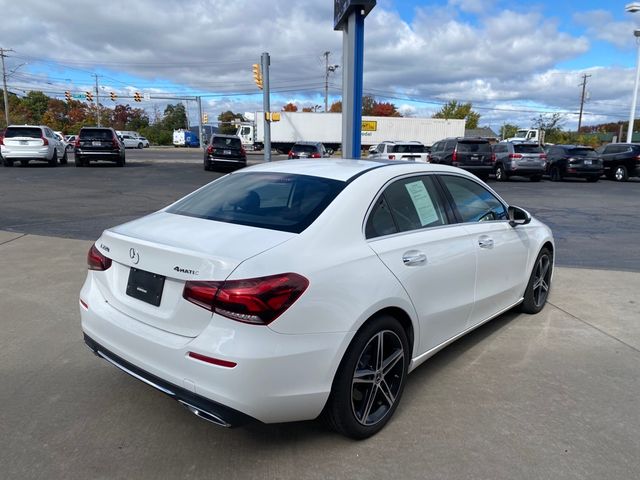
left=404, top=181, right=439, bottom=226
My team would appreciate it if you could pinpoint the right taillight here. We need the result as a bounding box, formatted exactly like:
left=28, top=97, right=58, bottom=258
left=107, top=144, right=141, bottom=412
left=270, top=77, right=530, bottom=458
left=0, top=130, right=4, bottom=145
left=288, top=150, right=294, bottom=158
left=452, top=149, right=457, bottom=163
left=112, top=136, right=120, bottom=149
left=41, top=136, right=49, bottom=146
left=87, top=244, right=112, bottom=271
left=183, top=273, right=309, bottom=325
left=75, top=137, right=81, bottom=148
left=206, top=145, right=214, bottom=155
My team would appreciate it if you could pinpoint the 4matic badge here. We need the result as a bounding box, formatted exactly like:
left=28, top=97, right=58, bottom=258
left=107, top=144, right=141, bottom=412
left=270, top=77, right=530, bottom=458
left=174, top=266, right=199, bottom=275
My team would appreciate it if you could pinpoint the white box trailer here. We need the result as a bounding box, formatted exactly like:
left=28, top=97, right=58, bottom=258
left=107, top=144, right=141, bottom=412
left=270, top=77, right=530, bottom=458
left=237, top=112, right=465, bottom=153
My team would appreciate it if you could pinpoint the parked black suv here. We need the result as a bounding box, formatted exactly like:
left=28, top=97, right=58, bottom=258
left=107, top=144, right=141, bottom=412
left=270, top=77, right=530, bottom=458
left=429, top=137, right=493, bottom=179
left=545, top=145, right=602, bottom=182
left=596, top=142, right=640, bottom=182
left=204, top=134, right=246, bottom=171
left=75, top=127, right=125, bottom=167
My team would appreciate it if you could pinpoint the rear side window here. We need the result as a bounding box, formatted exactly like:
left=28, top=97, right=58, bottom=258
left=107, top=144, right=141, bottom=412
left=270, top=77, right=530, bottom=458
left=440, top=175, right=507, bottom=223
left=292, top=144, right=318, bottom=153
left=167, top=172, right=345, bottom=234
left=390, top=144, right=426, bottom=153
left=80, top=129, right=113, bottom=140
left=5, top=127, right=42, bottom=138
left=366, top=176, right=447, bottom=238
left=568, top=148, right=596, bottom=157
left=514, top=144, right=543, bottom=154
left=456, top=141, right=492, bottom=153
left=212, top=137, right=241, bottom=149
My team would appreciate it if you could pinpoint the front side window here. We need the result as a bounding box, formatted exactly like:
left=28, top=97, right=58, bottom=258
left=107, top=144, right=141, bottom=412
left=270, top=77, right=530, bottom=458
left=440, top=175, right=507, bottom=223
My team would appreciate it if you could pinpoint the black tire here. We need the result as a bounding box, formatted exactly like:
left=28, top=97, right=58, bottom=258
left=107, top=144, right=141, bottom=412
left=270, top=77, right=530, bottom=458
left=116, top=156, right=125, bottom=167
left=204, top=160, right=212, bottom=171
left=519, top=248, right=553, bottom=314
left=60, top=150, right=68, bottom=165
left=137, top=143, right=143, bottom=149
left=495, top=165, right=508, bottom=182
left=529, top=175, right=542, bottom=182
left=75, top=157, right=83, bottom=167
left=48, top=149, right=58, bottom=167
left=613, top=165, right=628, bottom=182
left=550, top=167, right=562, bottom=182
left=322, top=314, right=409, bottom=439
left=586, top=175, right=599, bottom=182
left=3, top=158, right=14, bottom=167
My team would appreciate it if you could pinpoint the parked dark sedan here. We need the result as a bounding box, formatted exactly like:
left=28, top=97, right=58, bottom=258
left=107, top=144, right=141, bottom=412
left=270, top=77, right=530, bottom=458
left=545, top=145, right=603, bottom=182
left=595, top=142, right=640, bottom=182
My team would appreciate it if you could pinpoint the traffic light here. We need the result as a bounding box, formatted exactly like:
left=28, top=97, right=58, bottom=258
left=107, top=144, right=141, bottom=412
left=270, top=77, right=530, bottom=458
left=64, top=91, right=71, bottom=102
left=110, top=91, right=117, bottom=102
left=134, top=92, right=142, bottom=102
left=202, top=113, right=208, bottom=124
left=252, top=63, right=263, bottom=90
left=85, top=91, right=93, bottom=102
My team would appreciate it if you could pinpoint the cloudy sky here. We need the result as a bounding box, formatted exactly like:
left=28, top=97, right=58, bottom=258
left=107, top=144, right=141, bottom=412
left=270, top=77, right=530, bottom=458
left=1, top=0, right=639, bottom=131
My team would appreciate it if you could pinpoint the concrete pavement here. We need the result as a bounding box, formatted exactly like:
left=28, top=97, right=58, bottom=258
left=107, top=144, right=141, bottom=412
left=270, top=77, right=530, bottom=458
left=1, top=231, right=639, bottom=479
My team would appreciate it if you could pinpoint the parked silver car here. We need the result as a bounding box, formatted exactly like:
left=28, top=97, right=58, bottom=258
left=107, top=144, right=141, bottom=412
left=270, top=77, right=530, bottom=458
left=492, top=142, right=547, bottom=182
left=1, top=125, right=67, bottom=167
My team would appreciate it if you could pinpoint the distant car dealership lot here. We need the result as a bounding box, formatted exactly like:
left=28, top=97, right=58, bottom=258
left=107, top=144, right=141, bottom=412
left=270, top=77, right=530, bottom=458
left=0, top=151, right=638, bottom=271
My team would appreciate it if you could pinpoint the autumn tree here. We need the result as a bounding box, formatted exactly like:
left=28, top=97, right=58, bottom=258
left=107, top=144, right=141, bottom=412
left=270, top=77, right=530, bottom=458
left=371, top=101, right=400, bottom=117
left=329, top=101, right=342, bottom=113
left=432, top=100, right=480, bottom=129
left=282, top=102, right=298, bottom=112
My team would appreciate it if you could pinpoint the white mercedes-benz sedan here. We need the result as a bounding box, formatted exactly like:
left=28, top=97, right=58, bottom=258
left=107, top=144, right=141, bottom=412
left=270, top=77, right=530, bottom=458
left=80, top=160, right=554, bottom=439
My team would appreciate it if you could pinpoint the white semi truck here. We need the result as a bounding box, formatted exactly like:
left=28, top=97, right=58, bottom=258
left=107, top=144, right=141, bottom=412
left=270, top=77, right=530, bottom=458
left=236, top=112, right=465, bottom=153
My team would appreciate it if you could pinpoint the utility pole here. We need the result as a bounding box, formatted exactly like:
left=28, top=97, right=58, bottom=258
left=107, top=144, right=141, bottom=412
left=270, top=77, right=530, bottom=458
left=262, top=52, right=271, bottom=162
left=1, top=48, right=14, bottom=127
left=577, top=73, right=591, bottom=133
left=197, top=96, right=204, bottom=148
left=323, top=51, right=339, bottom=112
left=94, top=73, right=100, bottom=127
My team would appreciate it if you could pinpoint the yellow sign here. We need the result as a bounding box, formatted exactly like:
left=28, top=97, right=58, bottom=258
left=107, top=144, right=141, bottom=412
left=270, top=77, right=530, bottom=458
left=362, top=120, right=377, bottom=132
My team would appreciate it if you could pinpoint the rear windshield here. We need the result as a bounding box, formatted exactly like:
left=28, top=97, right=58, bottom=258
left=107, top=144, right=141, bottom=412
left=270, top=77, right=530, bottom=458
left=292, top=144, right=317, bottom=153
left=212, top=136, right=241, bottom=149
left=457, top=142, right=492, bottom=153
left=167, top=172, right=345, bottom=234
left=568, top=148, right=596, bottom=157
left=80, top=129, right=113, bottom=141
left=390, top=144, right=426, bottom=153
left=514, top=144, right=544, bottom=154
left=5, top=127, right=42, bottom=138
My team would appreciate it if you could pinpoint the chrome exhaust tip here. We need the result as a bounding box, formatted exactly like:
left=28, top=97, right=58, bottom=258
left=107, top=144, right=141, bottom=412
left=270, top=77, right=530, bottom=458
left=178, top=400, right=231, bottom=428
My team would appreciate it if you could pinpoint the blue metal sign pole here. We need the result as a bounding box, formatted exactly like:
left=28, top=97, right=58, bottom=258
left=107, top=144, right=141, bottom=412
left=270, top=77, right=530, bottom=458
left=335, top=0, right=375, bottom=159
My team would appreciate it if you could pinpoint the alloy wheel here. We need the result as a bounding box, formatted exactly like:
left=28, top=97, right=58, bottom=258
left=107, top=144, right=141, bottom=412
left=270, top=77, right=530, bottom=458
left=532, top=254, right=551, bottom=308
left=351, top=330, right=405, bottom=426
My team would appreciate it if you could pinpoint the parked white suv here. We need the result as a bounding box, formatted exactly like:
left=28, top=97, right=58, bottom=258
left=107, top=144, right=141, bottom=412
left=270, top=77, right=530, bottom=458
left=368, top=141, right=429, bottom=162
left=1, top=125, right=67, bottom=167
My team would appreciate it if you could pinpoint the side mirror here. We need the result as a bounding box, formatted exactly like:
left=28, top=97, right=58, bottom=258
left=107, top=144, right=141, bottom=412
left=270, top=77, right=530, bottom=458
left=508, top=205, right=531, bottom=227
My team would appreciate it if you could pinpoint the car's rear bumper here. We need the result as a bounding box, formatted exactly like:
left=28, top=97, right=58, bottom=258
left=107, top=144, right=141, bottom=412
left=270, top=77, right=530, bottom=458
left=83, top=334, right=255, bottom=428
left=76, top=150, right=122, bottom=161
left=505, top=167, right=546, bottom=176
left=564, top=168, right=603, bottom=178
left=79, top=273, right=346, bottom=424
left=0, top=146, right=51, bottom=160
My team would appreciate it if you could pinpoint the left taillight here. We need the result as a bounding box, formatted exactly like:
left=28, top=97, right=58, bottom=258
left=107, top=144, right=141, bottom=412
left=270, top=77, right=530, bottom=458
left=206, top=145, right=214, bottom=155
left=87, top=244, right=112, bottom=271
left=183, top=273, right=309, bottom=325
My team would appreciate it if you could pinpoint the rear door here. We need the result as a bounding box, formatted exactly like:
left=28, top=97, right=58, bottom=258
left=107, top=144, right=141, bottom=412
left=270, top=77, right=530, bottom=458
left=366, top=175, right=476, bottom=353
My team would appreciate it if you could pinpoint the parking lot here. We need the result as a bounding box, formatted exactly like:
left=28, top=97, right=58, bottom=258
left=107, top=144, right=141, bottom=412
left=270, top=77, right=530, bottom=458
left=1, top=151, right=639, bottom=479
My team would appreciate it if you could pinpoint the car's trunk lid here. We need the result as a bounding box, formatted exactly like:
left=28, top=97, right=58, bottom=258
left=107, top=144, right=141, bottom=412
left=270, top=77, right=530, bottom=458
left=93, top=212, right=295, bottom=337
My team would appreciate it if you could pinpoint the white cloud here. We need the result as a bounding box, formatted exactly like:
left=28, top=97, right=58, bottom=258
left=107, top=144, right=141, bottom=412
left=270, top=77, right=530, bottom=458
left=574, top=10, right=638, bottom=49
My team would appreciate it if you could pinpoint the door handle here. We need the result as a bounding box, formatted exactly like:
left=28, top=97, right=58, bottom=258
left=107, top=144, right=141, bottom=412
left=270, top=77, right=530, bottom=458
left=402, top=250, right=427, bottom=266
left=478, top=236, right=494, bottom=249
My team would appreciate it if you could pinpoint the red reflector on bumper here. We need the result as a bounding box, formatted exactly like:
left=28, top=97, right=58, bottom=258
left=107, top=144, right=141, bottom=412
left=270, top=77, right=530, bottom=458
left=80, top=299, right=89, bottom=310
left=188, top=351, right=237, bottom=368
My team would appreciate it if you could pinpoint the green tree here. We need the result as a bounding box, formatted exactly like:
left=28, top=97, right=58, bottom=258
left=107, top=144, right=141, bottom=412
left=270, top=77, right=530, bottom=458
left=500, top=123, right=519, bottom=139
left=531, top=113, right=565, bottom=143
left=432, top=100, right=480, bottom=129
left=217, top=110, right=244, bottom=135
left=162, top=103, right=188, bottom=130
left=23, top=91, right=50, bottom=124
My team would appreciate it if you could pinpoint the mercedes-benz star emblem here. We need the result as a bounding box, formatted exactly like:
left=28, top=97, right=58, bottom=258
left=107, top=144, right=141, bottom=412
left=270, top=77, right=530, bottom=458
left=129, top=247, right=140, bottom=265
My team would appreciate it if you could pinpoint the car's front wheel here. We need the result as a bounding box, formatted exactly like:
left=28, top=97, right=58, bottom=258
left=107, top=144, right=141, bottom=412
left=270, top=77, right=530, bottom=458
left=519, top=247, right=553, bottom=314
left=322, top=314, right=409, bottom=439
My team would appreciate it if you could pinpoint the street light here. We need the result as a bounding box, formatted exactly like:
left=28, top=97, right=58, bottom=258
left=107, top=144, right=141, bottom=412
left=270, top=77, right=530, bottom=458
left=626, top=3, right=640, bottom=142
